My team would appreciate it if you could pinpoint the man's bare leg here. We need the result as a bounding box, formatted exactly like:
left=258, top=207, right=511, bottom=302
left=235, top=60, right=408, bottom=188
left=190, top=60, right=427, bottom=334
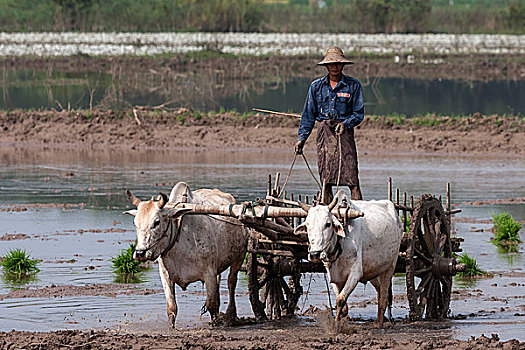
left=323, top=184, right=334, bottom=204
left=349, top=185, right=362, bottom=200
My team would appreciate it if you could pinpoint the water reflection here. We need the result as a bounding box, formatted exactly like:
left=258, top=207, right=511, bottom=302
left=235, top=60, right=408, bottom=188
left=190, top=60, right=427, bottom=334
left=496, top=246, right=523, bottom=266
left=113, top=273, right=146, bottom=284
left=1, top=272, right=40, bottom=287
left=1, top=67, right=523, bottom=115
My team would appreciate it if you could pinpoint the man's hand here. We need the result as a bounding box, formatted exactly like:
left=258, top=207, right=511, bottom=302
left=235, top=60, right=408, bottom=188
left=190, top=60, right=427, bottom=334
left=335, top=122, right=345, bottom=135
left=295, top=140, right=305, bottom=154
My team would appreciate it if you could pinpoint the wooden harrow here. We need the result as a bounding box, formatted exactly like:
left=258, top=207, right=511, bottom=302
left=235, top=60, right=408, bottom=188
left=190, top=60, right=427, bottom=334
left=169, top=175, right=465, bottom=321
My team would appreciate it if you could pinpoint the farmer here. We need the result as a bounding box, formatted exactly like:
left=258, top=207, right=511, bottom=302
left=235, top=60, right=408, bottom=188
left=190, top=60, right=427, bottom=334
left=295, top=46, right=364, bottom=202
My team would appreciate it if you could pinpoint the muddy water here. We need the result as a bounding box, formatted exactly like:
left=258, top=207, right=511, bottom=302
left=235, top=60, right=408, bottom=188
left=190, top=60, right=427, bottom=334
left=0, top=147, right=523, bottom=340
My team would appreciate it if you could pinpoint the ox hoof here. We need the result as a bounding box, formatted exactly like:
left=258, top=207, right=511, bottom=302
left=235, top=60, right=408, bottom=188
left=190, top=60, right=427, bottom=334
left=225, top=315, right=239, bottom=327
left=168, top=314, right=177, bottom=330
left=225, top=309, right=239, bottom=327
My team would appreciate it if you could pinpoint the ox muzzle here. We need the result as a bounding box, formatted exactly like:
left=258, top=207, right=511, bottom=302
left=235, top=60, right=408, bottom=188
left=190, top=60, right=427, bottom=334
left=133, top=249, right=149, bottom=262
left=308, top=250, right=327, bottom=263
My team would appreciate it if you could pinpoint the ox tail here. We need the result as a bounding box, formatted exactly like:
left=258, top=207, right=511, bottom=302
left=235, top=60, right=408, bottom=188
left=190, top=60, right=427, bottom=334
left=387, top=282, right=395, bottom=325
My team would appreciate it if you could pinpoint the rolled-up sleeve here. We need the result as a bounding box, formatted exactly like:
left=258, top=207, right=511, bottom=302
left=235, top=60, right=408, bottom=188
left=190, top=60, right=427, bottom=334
left=342, top=81, right=364, bottom=129
left=298, top=83, right=318, bottom=141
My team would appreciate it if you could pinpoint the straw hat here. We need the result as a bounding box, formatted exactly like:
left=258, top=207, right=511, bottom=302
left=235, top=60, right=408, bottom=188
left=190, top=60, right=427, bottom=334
left=317, top=46, right=354, bottom=66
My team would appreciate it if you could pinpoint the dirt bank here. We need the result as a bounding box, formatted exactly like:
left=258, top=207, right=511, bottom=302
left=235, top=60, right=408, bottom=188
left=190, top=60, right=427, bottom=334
left=0, top=320, right=523, bottom=350
left=0, top=110, right=523, bottom=156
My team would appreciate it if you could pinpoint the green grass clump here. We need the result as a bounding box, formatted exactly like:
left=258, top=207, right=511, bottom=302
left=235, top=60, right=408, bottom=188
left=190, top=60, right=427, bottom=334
left=456, top=253, right=487, bottom=277
left=110, top=243, right=141, bottom=274
left=491, top=212, right=522, bottom=246
left=1, top=248, right=40, bottom=275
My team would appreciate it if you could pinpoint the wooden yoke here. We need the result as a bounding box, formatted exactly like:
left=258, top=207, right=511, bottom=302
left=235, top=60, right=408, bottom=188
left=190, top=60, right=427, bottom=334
left=165, top=202, right=364, bottom=221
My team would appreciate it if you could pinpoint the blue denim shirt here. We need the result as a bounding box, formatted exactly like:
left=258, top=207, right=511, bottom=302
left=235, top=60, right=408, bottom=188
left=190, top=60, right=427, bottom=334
left=298, top=74, right=364, bottom=141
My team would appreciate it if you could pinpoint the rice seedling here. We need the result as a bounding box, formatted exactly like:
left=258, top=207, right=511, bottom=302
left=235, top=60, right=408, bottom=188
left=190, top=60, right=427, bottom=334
left=110, top=243, right=142, bottom=275
left=491, top=212, right=522, bottom=246
left=455, top=253, right=487, bottom=277
left=1, top=248, right=40, bottom=275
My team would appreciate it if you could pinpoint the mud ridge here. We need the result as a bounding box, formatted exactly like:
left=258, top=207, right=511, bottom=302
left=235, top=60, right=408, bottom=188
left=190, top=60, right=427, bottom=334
left=1, top=111, right=523, bottom=157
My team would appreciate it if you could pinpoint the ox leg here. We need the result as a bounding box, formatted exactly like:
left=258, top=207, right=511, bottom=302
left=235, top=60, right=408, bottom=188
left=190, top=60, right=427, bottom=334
left=159, top=266, right=177, bottom=329
left=375, top=268, right=395, bottom=328
left=225, top=258, right=243, bottom=326
left=204, top=272, right=220, bottom=324
left=330, top=282, right=348, bottom=318
left=335, top=267, right=361, bottom=321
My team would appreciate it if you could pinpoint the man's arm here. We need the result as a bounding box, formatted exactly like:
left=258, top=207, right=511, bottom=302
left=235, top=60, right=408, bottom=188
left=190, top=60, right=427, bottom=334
left=298, top=83, right=318, bottom=142
left=342, top=81, right=364, bottom=129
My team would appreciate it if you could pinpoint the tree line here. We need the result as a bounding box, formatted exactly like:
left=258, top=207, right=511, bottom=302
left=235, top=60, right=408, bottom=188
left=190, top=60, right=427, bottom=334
left=0, top=0, right=523, bottom=34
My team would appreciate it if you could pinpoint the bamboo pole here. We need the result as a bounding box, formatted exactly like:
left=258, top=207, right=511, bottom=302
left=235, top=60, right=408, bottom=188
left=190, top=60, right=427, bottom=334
left=169, top=202, right=364, bottom=219
left=258, top=239, right=308, bottom=246
left=239, top=215, right=294, bottom=235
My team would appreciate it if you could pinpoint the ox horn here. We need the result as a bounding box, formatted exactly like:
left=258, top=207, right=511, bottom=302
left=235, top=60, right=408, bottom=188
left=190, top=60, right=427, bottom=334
left=327, top=196, right=338, bottom=211
left=158, top=192, right=169, bottom=209
left=126, top=189, right=141, bottom=207
left=297, top=200, right=311, bottom=213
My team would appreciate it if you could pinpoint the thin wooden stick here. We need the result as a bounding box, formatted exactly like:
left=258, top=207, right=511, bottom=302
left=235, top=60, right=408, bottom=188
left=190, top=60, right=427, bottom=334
left=388, top=177, right=392, bottom=202
left=267, top=174, right=272, bottom=197
left=252, top=108, right=301, bottom=118
left=403, top=192, right=407, bottom=231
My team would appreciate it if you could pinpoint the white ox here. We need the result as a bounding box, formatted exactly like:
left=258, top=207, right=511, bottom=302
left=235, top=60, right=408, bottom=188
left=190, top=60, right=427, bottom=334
left=125, top=182, right=248, bottom=327
left=295, top=193, right=402, bottom=327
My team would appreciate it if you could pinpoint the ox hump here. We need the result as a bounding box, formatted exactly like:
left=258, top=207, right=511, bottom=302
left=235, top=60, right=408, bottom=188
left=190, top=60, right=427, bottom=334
left=193, top=189, right=236, bottom=205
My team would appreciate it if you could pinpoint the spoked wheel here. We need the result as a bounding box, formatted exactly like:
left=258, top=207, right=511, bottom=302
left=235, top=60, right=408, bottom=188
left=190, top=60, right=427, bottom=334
left=246, top=232, right=302, bottom=320
left=406, top=194, right=456, bottom=320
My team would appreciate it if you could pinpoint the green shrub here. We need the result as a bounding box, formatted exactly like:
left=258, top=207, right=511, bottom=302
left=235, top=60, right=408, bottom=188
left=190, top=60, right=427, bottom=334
left=492, top=212, right=522, bottom=245
left=456, top=253, right=486, bottom=277
left=110, top=243, right=141, bottom=274
left=503, top=0, right=525, bottom=31
left=1, top=248, right=40, bottom=275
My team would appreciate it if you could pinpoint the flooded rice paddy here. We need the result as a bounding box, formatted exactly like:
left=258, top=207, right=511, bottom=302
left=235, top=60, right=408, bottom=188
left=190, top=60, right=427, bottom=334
left=0, top=147, right=523, bottom=340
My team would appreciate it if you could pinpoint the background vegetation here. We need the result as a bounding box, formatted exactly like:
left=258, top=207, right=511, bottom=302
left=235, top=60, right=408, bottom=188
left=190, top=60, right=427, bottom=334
left=0, top=0, right=523, bottom=34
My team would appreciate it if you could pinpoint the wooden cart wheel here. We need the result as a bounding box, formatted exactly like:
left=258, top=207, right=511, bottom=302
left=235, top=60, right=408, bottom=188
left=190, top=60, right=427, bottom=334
left=405, top=194, right=454, bottom=320
left=246, top=233, right=303, bottom=320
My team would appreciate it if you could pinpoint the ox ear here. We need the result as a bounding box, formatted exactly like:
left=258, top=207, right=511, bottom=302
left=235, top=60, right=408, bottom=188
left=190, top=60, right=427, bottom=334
left=294, top=222, right=307, bottom=235
left=123, top=209, right=137, bottom=216
left=332, top=216, right=345, bottom=237
left=158, top=192, right=169, bottom=209
left=167, top=207, right=192, bottom=219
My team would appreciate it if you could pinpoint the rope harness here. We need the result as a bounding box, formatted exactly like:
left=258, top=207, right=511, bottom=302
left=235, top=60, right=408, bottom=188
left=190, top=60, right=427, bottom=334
left=160, top=215, right=184, bottom=257
left=279, top=152, right=322, bottom=199
left=335, top=130, right=343, bottom=194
